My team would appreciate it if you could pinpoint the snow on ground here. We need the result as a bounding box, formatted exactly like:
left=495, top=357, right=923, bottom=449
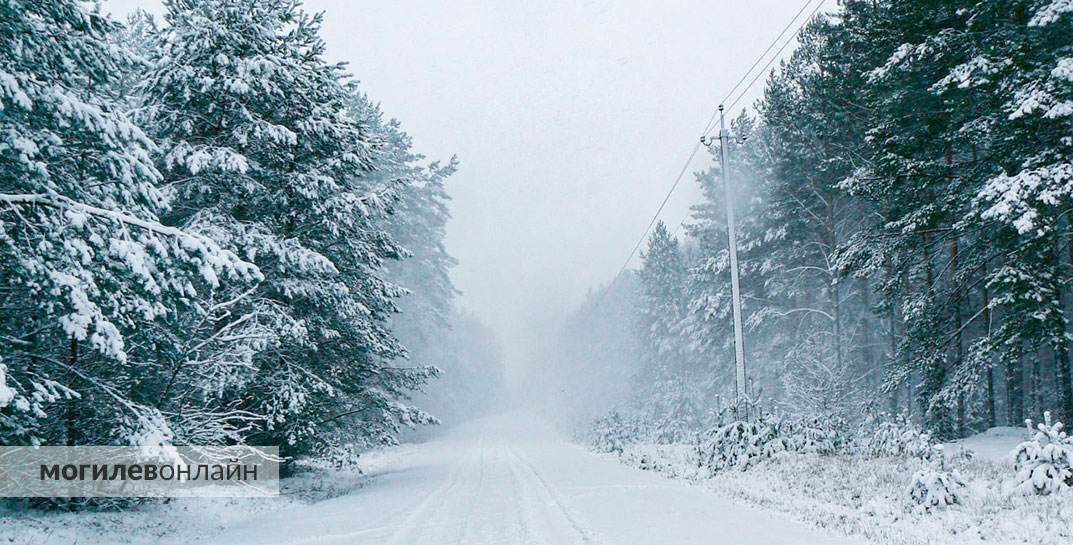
left=203, top=414, right=863, bottom=545
left=2, top=413, right=865, bottom=545
left=943, top=426, right=1029, bottom=465
left=0, top=462, right=372, bottom=545
left=607, top=427, right=1071, bottom=545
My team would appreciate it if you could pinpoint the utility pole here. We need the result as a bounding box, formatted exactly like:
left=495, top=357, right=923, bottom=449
left=703, top=104, right=748, bottom=418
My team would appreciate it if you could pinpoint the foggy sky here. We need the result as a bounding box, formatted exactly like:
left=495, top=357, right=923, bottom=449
left=103, top=0, right=825, bottom=387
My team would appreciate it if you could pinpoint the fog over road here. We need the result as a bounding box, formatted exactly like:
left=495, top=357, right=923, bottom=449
left=209, top=414, right=863, bottom=545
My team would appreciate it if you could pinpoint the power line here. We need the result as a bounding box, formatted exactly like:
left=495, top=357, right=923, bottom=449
left=591, top=0, right=828, bottom=311
left=699, top=0, right=820, bottom=137
left=722, top=0, right=827, bottom=116
left=683, top=0, right=828, bottom=233
left=713, top=0, right=818, bottom=123
left=589, top=139, right=704, bottom=312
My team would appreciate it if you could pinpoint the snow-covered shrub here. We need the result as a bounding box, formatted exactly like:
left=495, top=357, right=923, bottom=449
left=308, top=443, right=365, bottom=471
left=906, top=445, right=964, bottom=511
left=780, top=336, right=861, bottom=418
left=786, top=416, right=846, bottom=455
left=618, top=443, right=700, bottom=479
left=907, top=469, right=964, bottom=510
left=651, top=414, right=701, bottom=445
left=695, top=416, right=792, bottom=474
left=1010, top=411, right=1073, bottom=495
left=856, top=413, right=933, bottom=459
left=694, top=414, right=851, bottom=475
left=590, top=411, right=646, bottom=454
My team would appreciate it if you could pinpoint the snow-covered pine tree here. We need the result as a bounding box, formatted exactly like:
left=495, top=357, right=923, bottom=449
left=633, top=222, right=696, bottom=428
left=140, top=0, right=435, bottom=456
left=0, top=0, right=258, bottom=446
left=907, top=453, right=965, bottom=511
left=754, top=8, right=886, bottom=420
left=366, top=96, right=498, bottom=424
left=763, top=12, right=876, bottom=392
left=373, top=98, right=460, bottom=346
left=966, top=0, right=1073, bottom=424
left=849, top=2, right=987, bottom=440
left=1011, top=411, right=1073, bottom=495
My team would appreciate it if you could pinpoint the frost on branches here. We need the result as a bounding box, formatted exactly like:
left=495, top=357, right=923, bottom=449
left=1, top=0, right=450, bottom=458
left=590, top=411, right=646, bottom=455
left=1011, top=411, right=1073, bottom=495
left=694, top=417, right=792, bottom=474
left=857, top=414, right=934, bottom=459
left=0, top=0, right=258, bottom=447
left=138, top=0, right=440, bottom=457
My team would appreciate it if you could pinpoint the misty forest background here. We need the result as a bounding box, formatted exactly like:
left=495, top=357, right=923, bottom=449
left=545, top=0, right=1073, bottom=442
left=2, top=0, right=1073, bottom=473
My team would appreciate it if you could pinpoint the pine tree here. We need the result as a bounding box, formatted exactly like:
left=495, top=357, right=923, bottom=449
left=0, top=0, right=258, bottom=446
left=967, top=0, right=1073, bottom=424
left=756, top=10, right=881, bottom=417
left=633, top=221, right=694, bottom=425
left=681, top=114, right=773, bottom=405
left=1012, top=411, right=1073, bottom=495
left=375, top=94, right=460, bottom=351
left=140, top=0, right=434, bottom=455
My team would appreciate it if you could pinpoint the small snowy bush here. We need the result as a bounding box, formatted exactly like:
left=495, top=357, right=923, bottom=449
left=787, top=416, right=845, bottom=455
left=1010, top=411, right=1073, bottom=496
left=906, top=466, right=964, bottom=510
left=693, top=415, right=851, bottom=475
left=311, top=443, right=365, bottom=471
left=906, top=446, right=964, bottom=511
left=590, top=411, right=645, bottom=454
left=856, top=413, right=933, bottom=459
left=695, top=416, right=791, bottom=474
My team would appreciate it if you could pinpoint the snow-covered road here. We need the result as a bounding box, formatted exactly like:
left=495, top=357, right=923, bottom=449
left=209, top=414, right=864, bottom=545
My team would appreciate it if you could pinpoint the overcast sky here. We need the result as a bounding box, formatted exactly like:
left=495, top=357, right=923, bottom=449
left=104, top=0, right=825, bottom=385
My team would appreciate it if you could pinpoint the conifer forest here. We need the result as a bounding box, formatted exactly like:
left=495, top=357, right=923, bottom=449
left=2, top=1, right=1072, bottom=544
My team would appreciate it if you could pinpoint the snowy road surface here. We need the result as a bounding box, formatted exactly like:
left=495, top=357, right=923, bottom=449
left=210, top=414, right=863, bottom=545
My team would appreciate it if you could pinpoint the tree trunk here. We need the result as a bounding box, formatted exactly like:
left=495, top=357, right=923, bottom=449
left=1007, top=351, right=1024, bottom=426
left=64, top=338, right=80, bottom=446
left=1054, top=233, right=1073, bottom=422
left=832, top=278, right=844, bottom=371
left=906, top=371, right=914, bottom=418
left=1031, top=352, right=1042, bottom=418
left=951, top=237, right=965, bottom=437
left=919, top=229, right=951, bottom=436
left=887, top=292, right=900, bottom=413
left=859, top=277, right=877, bottom=391
left=982, top=270, right=997, bottom=428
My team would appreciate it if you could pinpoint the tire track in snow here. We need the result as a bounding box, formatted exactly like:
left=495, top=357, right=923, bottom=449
left=503, top=443, right=546, bottom=545
left=383, top=439, right=477, bottom=545
left=506, top=444, right=599, bottom=545
left=455, top=436, right=486, bottom=545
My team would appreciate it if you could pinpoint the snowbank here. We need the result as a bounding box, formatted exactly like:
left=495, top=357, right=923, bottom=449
left=601, top=427, right=1073, bottom=545
left=943, top=426, right=1029, bottom=465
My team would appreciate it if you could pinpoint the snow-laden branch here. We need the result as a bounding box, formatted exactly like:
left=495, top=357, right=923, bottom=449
left=1, top=192, right=262, bottom=284
left=3, top=193, right=195, bottom=240
left=768, top=307, right=836, bottom=322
